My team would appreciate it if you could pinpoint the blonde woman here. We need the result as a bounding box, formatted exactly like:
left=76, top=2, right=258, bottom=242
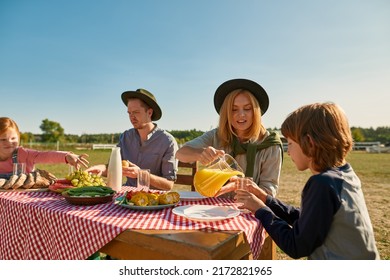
left=176, top=79, right=283, bottom=196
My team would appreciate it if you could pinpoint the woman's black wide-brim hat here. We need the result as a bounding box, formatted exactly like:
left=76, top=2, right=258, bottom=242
left=214, top=78, right=269, bottom=115
left=121, top=88, right=162, bottom=121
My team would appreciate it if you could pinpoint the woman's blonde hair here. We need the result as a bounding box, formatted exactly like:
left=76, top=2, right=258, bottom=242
left=281, top=102, right=353, bottom=172
left=0, top=117, right=20, bottom=137
left=217, top=89, right=266, bottom=148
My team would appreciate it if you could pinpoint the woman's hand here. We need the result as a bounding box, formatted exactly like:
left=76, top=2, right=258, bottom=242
left=214, top=175, right=241, bottom=197
left=214, top=181, right=236, bottom=197
left=198, top=147, right=225, bottom=165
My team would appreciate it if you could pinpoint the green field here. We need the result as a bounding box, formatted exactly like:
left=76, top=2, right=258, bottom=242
left=36, top=149, right=390, bottom=260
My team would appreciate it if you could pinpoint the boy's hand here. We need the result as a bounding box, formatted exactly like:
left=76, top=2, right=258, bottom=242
left=235, top=189, right=266, bottom=213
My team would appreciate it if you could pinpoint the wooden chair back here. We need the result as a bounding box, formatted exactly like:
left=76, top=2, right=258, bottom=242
left=175, top=161, right=197, bottom=191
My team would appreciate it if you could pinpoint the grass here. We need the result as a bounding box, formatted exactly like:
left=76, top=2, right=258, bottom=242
left=36, top=149, right=389, bottom=260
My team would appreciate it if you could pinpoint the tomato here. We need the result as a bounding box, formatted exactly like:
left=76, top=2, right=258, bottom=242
left=125, top=191, right=133, bottom=200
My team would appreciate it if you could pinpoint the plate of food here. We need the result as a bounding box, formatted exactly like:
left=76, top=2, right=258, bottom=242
left=116, top=202, right=179, bottom=211
left=114, top=190, right=180, bottom=210
left=177, top=191, right=206, bottom=201
left=172, top=205, right=240, bottom=222
left=62, top=186, right=116, bottom=206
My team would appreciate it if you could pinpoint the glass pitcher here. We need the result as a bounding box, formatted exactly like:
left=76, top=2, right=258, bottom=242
left=194, top=154, right=244, bottom=197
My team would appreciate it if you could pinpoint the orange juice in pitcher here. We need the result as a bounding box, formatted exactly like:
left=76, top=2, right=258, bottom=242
left=194, top=154, right=244, bottom=197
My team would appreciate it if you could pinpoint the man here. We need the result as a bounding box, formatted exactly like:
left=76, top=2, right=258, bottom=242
left=87, top=88, right=178, bottom=191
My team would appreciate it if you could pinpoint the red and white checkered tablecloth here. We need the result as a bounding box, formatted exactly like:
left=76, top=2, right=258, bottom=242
left=0, top=186, right=265, bottom=260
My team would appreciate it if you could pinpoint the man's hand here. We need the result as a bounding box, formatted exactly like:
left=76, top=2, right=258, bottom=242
left=122, top=160, right=140, bottom=179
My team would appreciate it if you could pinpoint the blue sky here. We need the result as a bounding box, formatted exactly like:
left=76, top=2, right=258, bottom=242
left=1, top=0, right=389, bottom=135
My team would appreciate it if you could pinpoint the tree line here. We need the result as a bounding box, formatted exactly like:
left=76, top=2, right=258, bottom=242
left=19, top=118, right=390, bottom=146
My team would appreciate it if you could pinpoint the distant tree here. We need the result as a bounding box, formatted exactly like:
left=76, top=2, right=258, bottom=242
left=39, top=119, right=64, bottom=143
left=19, top=132, right=35, bottom=144
left=64, top=134, right=80, bottom=143
left=351, top=126, right=390, bottom=143
left=351, top=127, right=365, bottom=142
left=375, top=126, right=390, bottom=143
left=169, top=129, right=204, bottom=144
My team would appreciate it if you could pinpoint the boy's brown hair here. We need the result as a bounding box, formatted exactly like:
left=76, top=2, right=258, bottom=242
left=281, top=102, right=353, bottom=172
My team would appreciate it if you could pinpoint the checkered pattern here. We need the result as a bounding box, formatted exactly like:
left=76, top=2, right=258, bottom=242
left=0, top=186, right=264, bottom=260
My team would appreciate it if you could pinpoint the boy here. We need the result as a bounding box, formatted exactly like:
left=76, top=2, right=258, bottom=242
left=236, top=102, right=379, bottom=259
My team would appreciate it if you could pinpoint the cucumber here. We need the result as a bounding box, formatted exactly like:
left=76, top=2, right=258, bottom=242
left=65, top=186, right=115, bottom=196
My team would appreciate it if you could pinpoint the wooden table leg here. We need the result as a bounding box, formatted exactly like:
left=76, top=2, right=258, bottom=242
left=257, top=232, right=276, bottom=260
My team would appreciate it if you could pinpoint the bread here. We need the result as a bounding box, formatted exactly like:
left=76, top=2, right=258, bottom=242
left=12, top=173, right=27, bottom=189
left=23, top=172, right=36, bottom=189
left=35, top=169, right=56, bottom=183
left=34, top=171, right=51, bottom=188
left=2, top=175, right=18, bottom=189
left=1, top=169, right=57, bottom=190
left=0, top=178, right=7, bottom=188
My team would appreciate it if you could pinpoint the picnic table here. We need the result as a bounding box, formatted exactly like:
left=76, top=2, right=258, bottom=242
left=0, top=186, right=268, bottom=260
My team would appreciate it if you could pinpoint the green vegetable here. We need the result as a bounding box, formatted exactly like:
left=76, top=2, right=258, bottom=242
left=71, top=192, right=112, bottom=197
left=65, top=186, right=115, bottom=197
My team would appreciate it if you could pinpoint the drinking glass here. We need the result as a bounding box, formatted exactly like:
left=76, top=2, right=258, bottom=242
left=68, top=165, right=74, bottom=175
left=137, top=169, right=150, bottom=192
left=236, top=177, right=253, bottom=213
left=13, top=163, right=26, bottom=176
left=237, top=177, right=253, bottom=191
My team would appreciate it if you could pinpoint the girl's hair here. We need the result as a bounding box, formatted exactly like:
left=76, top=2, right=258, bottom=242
left=217, top=89, right=266, bottom=148
left=0, top=117, right=20, bottom=137
left=281, top=102, right=353, bottom=172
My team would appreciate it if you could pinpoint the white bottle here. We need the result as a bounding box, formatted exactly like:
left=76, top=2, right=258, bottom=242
left=107, top=147, right=122, bottom=192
